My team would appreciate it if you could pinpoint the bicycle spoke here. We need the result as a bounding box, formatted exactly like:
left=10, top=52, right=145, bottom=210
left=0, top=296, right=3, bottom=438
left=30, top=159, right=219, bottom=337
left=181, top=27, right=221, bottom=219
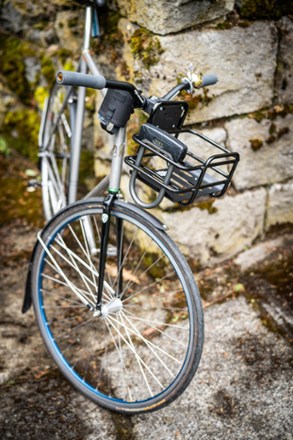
left=55, top=233, right=96, bottom=301
left=79, top=218, right=98, bottom=289
left=122, top=312, right=175, bottom=378
left=105, top=319, right=133, bottom=402
left=123, top=308, right=188, bottom=346
left=41, top=273, right=97, bottom=305
left=121, top=251, right=166, bottom=300
left=109, top=314, right=181, bottom=365
left=54, top=232, right=115, bottom=299
left=52, top=315, right=94, bottom=342
left=122, top=269, right=176, bottom=304
left=108, top=314, right=160, bottom=396
left=38, top=232, right=95, bottom=308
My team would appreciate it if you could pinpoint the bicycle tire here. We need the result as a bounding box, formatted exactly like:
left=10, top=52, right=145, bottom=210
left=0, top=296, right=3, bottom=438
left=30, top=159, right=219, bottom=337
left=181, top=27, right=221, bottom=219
left=31, top=199, right=204, bottom=414
left=40, top=82, right=76, bottom=221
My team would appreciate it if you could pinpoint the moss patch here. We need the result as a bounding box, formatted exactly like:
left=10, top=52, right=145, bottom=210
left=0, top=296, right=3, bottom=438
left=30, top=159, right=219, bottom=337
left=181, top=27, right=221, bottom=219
left=249, top=138, right=263, bottom=151
left=248, top=104, right=293, bottom=123
left=34, top=86, right=49, bottom=110
left=129, top=28, right=164, bottom=69
left=2, top=108, right=40, bottom=162
left=236, top=0, right=293, bottom=19
left=0, top=34, right=35, bottom=104
left=179, top=87, right=213, bottom=112
left=196, top=199, right=218, bottom=214
left=40, top=55, right=55, bottom=84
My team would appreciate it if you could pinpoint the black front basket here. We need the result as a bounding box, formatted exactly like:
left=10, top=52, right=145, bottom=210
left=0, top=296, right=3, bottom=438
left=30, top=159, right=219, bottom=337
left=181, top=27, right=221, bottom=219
left=125, top=124, right=239, bottom=209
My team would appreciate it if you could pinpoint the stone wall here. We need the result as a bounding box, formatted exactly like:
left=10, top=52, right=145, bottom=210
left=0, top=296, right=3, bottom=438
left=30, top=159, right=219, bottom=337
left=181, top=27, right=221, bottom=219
left=115, top=1, right=293, bottom=266
left=0, top=0, right=292, bottom=267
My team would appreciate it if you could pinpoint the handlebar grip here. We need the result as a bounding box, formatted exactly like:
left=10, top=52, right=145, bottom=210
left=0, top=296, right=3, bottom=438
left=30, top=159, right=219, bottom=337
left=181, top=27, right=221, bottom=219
left=200, top=73, right=218, bottom=88
left=56, top=70, right=107, bottom=90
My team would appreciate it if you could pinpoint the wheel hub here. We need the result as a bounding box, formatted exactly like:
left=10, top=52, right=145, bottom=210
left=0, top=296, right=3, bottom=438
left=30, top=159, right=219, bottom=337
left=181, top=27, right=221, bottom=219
left=93, top=297, right=123, bottom=319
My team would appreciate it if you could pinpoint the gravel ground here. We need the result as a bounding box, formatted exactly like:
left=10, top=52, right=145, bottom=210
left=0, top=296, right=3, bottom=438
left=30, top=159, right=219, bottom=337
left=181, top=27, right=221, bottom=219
left=0, top=222, right=292, bottom=440
left=0, top=153, right=292, bottom=439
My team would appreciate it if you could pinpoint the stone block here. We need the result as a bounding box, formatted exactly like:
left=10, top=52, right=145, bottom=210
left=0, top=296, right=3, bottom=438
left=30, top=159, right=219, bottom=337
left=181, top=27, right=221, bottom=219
left=115, top=0, right=235, bottom=35
left=275, top=18, right=293, bottom=104
left=225, top=114, right=293, bottom=190
left=119, top=21, right=277, bottom=123
left=266, top=180, right=293, bottom=229
left=179, top=126, right=230, bottom=174
left=234, top=235, right=291, bottom=271
left=160, top=188, right=266, bottom=266
left=54, top=11, right=83, bottom=54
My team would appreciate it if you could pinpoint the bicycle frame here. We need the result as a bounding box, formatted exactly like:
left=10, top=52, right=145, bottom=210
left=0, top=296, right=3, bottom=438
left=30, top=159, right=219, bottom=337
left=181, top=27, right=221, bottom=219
left=68, top=5, right=104, bottom=203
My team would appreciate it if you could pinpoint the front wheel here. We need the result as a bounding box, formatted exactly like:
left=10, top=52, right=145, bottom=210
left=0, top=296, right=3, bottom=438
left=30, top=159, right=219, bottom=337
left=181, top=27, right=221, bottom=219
left=31, top=200, right=204, bottom=414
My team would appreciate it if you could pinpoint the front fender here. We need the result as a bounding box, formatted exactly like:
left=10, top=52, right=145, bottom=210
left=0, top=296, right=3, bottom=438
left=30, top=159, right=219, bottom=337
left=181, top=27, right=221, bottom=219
left=22, top=239, right=39, bottom=313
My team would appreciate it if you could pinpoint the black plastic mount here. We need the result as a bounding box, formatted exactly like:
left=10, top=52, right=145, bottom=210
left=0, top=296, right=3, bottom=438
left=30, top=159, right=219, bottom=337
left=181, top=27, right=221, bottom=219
left=98, top=89, right=135, bottom=134
left=147, top=101, right=189, bottom=133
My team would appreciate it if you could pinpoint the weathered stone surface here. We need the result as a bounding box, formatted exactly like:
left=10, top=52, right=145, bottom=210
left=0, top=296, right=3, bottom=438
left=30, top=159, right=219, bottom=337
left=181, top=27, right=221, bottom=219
left=119, top=21, right=277, bottom=123
left=132, top=298, right=293, bottom=440
left=225, top=114, right=293, bottom=190
left=178, top=127, right=230, bottom=189
left=275, top=17, right=293, bottom=104
left=116, top=0, right=235, bottom=35
left=266, top=180, right=293, bottom=229
left=226, top=115, right=293, bottom=189
left=160, top=188, right=266, bottom=266
left=235, top=235, right=293, bottom=271
left=179, top=126, right=227, bottom=157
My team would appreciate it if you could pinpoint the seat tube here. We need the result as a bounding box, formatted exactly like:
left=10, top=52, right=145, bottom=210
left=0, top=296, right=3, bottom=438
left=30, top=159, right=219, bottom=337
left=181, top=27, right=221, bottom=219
left=108, top=128, right=126, bottom=193
left=68, top=60, right=87, bottom=204
left=68, top=7, right=92, bottom=204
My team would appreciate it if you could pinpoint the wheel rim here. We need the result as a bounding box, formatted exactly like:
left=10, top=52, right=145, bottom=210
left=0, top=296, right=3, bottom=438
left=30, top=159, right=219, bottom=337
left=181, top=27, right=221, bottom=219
left=35, top=207, right=198, bottom=408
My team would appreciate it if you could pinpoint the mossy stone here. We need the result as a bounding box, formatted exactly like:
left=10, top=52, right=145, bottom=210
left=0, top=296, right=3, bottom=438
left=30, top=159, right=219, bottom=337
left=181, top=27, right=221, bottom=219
left=0, top=34, right=35, bottom=104
left=41, top=55, right=56, bottom=84
left=2, top=108, right=40, bottom=162
left=250, top=138, right=263, bottom=151
left=129, top=28, right=164, bottom=69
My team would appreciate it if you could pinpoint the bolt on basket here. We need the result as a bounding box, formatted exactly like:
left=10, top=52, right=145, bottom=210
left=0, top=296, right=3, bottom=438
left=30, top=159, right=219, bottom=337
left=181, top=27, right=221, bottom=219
left=124, top=123, right=240, bottom=209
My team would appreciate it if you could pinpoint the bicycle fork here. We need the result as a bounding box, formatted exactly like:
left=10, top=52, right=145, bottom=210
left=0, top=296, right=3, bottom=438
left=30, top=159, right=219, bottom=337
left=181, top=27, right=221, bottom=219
left=95, top=192, right=124, bottom=316
left=95, top=126, right=126, bottom=315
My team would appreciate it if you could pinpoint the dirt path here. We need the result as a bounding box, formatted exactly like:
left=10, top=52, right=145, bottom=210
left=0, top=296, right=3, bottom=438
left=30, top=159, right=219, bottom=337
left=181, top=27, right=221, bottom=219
left=0, top=152, right=292, bottom=439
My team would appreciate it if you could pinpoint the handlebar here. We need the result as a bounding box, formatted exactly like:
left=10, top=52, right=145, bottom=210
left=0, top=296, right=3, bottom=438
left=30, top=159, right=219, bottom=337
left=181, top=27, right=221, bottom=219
left=56, top=70, right=145, bottom=107
left=56, top=69, right=218, bottom=110
left=57, top=71, right=106, bottom=89
left=201, top=73, right=218, bottom=87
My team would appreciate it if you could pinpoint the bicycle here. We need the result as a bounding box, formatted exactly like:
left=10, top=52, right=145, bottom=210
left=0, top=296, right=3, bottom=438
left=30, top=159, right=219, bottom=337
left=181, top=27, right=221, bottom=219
left=23, top=65, right=239, bottom=413
left=38, top=0, right=109, bottom=221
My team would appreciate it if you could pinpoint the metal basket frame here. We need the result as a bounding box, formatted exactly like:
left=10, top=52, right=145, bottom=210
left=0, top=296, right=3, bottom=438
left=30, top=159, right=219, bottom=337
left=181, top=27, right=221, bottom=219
left=125, top=127, right=240, bottom=209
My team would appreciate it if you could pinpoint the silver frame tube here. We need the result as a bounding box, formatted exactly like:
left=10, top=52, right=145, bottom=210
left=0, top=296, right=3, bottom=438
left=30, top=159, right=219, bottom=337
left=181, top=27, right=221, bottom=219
left=66, top=6, right=126, bottom=203
left=68, top=58, right=87, bottom=204
left=109, top=128, right=126, bottom=193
